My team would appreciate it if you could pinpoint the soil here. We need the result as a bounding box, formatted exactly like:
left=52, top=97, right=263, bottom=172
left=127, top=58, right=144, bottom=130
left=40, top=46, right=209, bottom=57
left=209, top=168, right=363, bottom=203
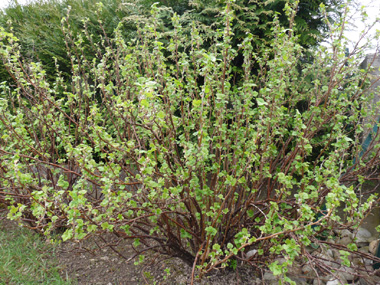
left=2, top=210, right=380, bottom=284
left=54, top=232, right=260, bottom=284
left=0, top=211, right=258, bottom=284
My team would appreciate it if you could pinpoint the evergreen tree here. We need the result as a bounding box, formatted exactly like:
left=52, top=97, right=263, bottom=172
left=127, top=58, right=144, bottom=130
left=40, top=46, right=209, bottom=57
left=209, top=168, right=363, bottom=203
left=0, top=0, right=344, bottom=84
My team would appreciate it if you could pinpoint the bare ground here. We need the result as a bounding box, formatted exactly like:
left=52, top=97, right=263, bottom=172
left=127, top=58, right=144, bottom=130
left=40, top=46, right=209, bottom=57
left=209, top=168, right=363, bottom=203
left=55, top=232, right=261, bottom=284
left=0, top=211, right=259, bottom=284
left=2, top=210, right=380, bottom=284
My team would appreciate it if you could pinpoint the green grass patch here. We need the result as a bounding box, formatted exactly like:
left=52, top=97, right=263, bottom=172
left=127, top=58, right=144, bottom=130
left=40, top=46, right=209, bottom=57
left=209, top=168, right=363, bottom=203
left=0, top=218, right=74, bottom=284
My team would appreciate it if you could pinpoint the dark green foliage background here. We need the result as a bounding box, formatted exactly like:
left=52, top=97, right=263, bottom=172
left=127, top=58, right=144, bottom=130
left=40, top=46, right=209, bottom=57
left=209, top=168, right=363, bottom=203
left=0, top=0, right=343, bottom=84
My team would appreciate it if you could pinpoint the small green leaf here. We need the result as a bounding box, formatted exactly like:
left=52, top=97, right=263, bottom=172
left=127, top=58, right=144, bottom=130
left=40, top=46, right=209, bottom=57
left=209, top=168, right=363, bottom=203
left=347, top=243, right=357, bottom=251
left=193, top=99, right=202, bottom=107
left=256, top=98, right=267, bottom=106
left=140, top=99, right=149, bottom=107
left=205, top=226, right=217, bottom=237
left=62, top=229, right=73, bottom=241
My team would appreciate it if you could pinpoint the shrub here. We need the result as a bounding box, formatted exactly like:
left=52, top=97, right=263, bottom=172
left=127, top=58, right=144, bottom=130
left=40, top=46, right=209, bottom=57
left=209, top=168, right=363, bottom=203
left=0, top=1, right=379, bottom=281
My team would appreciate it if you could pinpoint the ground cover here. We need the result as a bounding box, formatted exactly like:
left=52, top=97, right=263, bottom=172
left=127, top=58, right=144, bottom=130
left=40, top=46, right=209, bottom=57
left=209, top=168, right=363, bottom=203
left=0, top=211, right=252, bottom=284
left=2, top=209, right=380, bottom=284
left=0, top=211, right=74, bottom=284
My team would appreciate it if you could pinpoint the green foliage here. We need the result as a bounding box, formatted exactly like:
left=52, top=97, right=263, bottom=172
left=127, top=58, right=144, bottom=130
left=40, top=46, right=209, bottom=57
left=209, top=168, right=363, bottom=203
left=129, top=0, right=345, bottom=81
left=0, top=0, right=379, bottom=280
left=0, top=0, right=344, bottom=85
left=131, top=0, right=344, bottom=47
left=0, top=0, right=133, bottom=83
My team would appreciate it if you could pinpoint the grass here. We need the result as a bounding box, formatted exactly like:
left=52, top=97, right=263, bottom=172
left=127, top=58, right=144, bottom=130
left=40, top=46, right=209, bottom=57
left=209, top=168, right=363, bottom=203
left=0, top=215, right=74, bottom=284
